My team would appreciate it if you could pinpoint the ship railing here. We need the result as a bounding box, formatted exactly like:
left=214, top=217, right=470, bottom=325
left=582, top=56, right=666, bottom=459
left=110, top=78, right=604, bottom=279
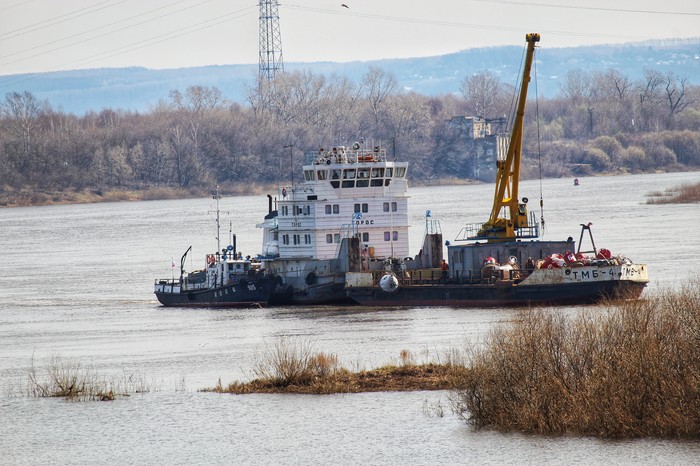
left=305, top=146, right=387, bottom=165
left=155, top=278, right=180, bottom=286
left=425, top=218, right=442, bottom=236
left=365, top=266, right=528, bottom=286
left=454, top=221, right=540, bottom=241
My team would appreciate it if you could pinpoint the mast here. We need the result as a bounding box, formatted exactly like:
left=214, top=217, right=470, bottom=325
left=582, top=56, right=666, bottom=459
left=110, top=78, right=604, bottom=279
left=213, top=186, right=221, bottom=254
left=477, top=33, right=540, bottom=242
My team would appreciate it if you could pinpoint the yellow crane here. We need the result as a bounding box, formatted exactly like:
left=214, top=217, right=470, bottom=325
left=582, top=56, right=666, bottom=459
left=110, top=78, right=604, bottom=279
left=475, top=33, right=540, bottom=242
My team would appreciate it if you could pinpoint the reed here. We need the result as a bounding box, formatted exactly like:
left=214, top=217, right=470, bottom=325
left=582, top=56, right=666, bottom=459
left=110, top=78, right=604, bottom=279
left=27, top=355, right=152, bottom=401
left=452, top=281, right=700, bottom=438
left=646, top=182, right=700, bottom=204
left=208, top=340, right=468, bottom=395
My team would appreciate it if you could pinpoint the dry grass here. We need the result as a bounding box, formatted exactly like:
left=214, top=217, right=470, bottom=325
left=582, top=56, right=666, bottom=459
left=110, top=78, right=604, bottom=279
left=206, top=341, right=469, bottom=395
left=27, top=355, right=153, bottom=401
left=646, top=182, right=700, bottom=204
left=452, top=281, right=700, bottom=438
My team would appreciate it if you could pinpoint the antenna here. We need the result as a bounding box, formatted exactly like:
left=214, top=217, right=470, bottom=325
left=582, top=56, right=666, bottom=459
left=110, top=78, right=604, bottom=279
left=259, top=0, right=284, bottom=80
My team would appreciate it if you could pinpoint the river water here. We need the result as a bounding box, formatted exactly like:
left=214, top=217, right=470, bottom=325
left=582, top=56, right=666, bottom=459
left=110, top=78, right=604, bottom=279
left=1, top=172, right=699, bottom=465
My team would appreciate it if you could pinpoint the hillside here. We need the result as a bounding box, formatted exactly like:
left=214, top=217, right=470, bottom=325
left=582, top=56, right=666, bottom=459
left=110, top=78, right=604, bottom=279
left=0, top=38, right=698, bottom=115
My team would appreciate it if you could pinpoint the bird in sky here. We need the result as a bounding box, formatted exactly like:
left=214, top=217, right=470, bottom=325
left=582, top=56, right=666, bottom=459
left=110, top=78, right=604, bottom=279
left=341, top=3, right=349, bottom=8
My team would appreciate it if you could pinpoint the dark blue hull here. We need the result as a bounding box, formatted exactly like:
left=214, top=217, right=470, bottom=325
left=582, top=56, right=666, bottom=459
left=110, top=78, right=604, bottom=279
left=155, top=276, right=278, bottom=307
left=346, top=280, right=647, bottom=307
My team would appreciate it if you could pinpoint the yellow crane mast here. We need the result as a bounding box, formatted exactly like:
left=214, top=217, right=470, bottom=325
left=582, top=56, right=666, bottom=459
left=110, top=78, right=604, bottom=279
left=476, top=32, right=540, bottom=242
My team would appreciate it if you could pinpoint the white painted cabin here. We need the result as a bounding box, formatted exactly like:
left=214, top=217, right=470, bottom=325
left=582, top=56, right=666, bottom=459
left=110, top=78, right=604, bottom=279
left=259, top=144, right=411, bottom=262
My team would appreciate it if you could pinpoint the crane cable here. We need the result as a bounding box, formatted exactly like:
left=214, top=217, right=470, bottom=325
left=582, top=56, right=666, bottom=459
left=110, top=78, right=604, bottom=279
left=534, top=46, right=546, bottom=236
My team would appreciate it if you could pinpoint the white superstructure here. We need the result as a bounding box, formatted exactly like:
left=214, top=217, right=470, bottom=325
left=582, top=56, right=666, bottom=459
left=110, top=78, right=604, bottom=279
left=261, top=144, right=410, bottom=261
left=257, top=143, right=411, bottom=303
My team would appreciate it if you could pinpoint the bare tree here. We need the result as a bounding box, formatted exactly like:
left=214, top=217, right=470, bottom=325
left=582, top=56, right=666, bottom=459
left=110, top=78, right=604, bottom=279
left=635, top=69, right=665, bottom=131
left=460, top=71, right=510, bottom=119
left=360, top=66, right=399, bottom=126
left=561, top=69, right=591, bottom=105
left=0, top=91, right=46, bottom=179
left=663, top=72, right=692, bottom=119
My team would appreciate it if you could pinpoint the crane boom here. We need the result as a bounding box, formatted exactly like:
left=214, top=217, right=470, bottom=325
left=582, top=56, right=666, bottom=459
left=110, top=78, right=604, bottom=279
left=476, top=33, right=540, bottom=242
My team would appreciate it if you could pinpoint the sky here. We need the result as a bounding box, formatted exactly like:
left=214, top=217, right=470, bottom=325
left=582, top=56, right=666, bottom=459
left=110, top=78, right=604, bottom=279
left=0, top=0, right=698, bottom=76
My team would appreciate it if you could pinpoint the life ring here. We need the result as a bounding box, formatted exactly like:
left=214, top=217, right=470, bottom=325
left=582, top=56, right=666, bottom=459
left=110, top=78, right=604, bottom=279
left=206, top=254, right=216, bottom=265
left=305, top=272, right=317, bottom=285
left=282, top=188, right=287, bottom=197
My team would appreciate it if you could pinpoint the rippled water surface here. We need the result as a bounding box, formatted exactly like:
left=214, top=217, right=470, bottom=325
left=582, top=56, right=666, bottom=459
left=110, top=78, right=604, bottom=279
left=1, top=172, right=699, bottom=465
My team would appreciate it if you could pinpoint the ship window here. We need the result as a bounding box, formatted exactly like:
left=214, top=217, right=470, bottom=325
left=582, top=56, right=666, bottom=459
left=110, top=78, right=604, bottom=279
left=330, top=180, right=340, bottom=189
left=331, top=169, right=341, bottom=179
left=393, top=231, right=398, bottom=241
left=281, top=206, right=289, bottom=216
left=385, top=167, right=393, bottom=177
left=362, top=232, right=369, bottom=242
left=333, top=204, right=339, bottom=214
left=304, top=205, right=310, bottom=215
left=342, top=180, right=354, bottom=188
left=391, top=202, right=397, bottom=212
left=293, top=234, right=300, bottom=245
left=384, top=231, right=390, bottom=241
left=383, top=202, right=389, bottom=212
left=326, top=234, right=333, bottom=243
left=282, top=234, right=289, bottom=245
left=371, top=168, right=384, bottom=178
left=395, top=167, right=406, bottom=178
left=357, top=168, right=369, bottom=179
left=343, top=169, right=356, bottom=179
left=304, top=170, right=315, bottom=181
left=334, top=234, right=341, bottom=243
left=370, top=179, right=383, bottom=187
left=325, top=205, right=332, bottom=214
left=305, top=234, right=311, bottom=244
left=362, top=203, right=368, bottom=213
left=384, top=179, right=391, bottom=186
left=356, top=178, right=369, bottom=188
left=354, top=204, right=361, bottom=213
left=317, top=170, right=328, bottom=180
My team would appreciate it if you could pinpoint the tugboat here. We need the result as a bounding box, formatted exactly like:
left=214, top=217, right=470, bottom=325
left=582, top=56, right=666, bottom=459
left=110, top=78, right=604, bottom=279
left=154, top=190, right=279, bottom=307
left=344, top=33, right=649, bottom=307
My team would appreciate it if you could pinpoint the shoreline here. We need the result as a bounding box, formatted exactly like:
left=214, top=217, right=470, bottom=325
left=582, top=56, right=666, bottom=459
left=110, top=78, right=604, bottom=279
left=0, top=177, right=481, bottom=209
left=3, top=171, right=697, bottom=209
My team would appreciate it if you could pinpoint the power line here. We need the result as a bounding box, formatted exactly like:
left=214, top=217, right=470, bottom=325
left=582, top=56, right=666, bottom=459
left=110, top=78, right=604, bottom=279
left=63, top=7, right=256, bottom=70
left=0, top=7, right=256, bottom=88
left=0, top=0, right=129, bottom=40
left=468, top=0, right=700, bottom=17
left=283, top=5, right=650, bottom=41
left=0, top=0, right=215, bottom=66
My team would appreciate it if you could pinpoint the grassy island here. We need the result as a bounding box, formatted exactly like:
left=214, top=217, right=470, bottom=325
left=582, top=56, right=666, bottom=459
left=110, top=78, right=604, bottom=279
left=211, top=283, right=700, bottom=439
left=206, top=345, right=468, bottom=395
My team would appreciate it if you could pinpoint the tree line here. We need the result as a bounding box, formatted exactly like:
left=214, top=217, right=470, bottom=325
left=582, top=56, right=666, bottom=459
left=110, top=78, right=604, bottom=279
left=1, top=65, right=698, bottom=195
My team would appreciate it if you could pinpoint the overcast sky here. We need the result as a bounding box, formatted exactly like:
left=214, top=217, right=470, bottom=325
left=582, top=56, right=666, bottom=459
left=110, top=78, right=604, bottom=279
left=1, top=0, right=698, bottom=76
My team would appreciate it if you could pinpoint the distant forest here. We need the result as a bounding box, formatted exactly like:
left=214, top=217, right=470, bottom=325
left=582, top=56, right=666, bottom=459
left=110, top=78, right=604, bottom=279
left=1, top=65, right=698, bottom=199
